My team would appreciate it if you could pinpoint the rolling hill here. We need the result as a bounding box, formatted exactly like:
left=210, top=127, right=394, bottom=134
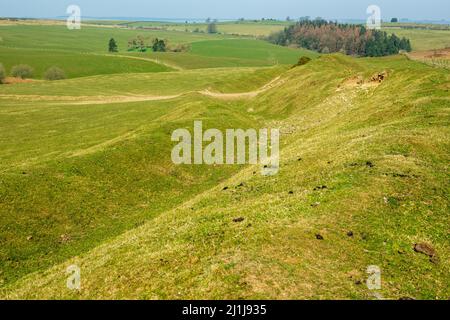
left=0, top=48, right=448, bottom=299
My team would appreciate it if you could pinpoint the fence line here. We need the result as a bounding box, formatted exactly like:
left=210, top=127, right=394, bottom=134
left=403, top=52, right=450, bottom=70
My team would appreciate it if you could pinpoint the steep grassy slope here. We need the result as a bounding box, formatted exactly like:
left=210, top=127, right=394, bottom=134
left=1, top=54, right=448, bottom=299
left=0, top=66, right=285, bottom=286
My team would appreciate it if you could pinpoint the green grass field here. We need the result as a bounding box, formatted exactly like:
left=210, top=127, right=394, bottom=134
left=124, top=20, right=290, bottom=36
left=384, top=27, right=450, bottom=51
left=89, top=20, right=450, bottom=51
left=0, top=21, right=449, bottom=300
left=0, top=25, right=220, bottom=51
left=0, top=24, right=316, bottom=77
left=0, top=47, right=172, bottom=78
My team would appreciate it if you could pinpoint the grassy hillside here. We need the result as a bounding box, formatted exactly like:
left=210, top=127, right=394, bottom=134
left=134, top=39, right=318, bottom=69
left=190, top=39, right=317, bottom=64
left=0, top=53, right=448, bottom=299
left=0, top=65, right=286, bottom=286
left=0, top=66, right=285, bottom=96
left=0, top=47, right=171, bottom=78
left=0, top=24, right=315, bottom=76
left=0, top=25, right=220, bottom=52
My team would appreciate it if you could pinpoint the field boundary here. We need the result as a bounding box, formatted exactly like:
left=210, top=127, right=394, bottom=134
left=89, top=53, right=185, bottom=71
left=403, top=52, right=450, bottom=70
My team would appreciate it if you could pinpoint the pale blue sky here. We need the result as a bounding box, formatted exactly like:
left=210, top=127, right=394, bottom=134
left=0, top=0, right=448, bottom=21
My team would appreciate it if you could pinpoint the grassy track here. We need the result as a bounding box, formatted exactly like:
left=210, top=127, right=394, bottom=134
left=0, top=66, right=285, bottom=97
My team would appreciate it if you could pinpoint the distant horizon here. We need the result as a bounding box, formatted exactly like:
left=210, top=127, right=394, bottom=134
left=2, top=16, right=450, bottom=25
left=1, top=0, right=449, bottom=22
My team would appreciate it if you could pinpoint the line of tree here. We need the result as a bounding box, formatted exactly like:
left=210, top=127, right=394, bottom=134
left=268, top=19, right=412, bottom=57
left=152, top=38, right=166, bottom=52
left=127, top=35, right=151, bottom=52
left=127, top=35, right=167, bottom=52
left=125, top=36, right=189, bottom=53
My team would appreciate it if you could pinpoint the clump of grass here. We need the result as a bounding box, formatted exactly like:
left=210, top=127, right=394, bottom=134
left=44, top=66, right=66, bottom=81
left=292, top=56, right=312, bottom=68
left=11, top=64, right=33, bottom=79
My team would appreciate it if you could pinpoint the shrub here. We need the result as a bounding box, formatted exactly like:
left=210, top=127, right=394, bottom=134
left=109, top=38, right=118, bottom=53
left=152, top=38, right=166, bottom=52
left=292, top=56, right=312, bottom=68
left=44, top=67, right=67, bottom=81
left=167, top=43, right=190, bottom=53
left=0, top=63, right=5, bottom=84
left=11, top=64, right=33, bottom=79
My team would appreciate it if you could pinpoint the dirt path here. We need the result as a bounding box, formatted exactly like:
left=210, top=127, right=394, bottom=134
left=67, top=94, right=183, bottom=105
left=0, top=94, right=183, bottom=105
left=90, top=53, right=185, bottom=71
left=199, top=76, right=283, bottom=100
left=0, top=75, right=285, bottom=105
